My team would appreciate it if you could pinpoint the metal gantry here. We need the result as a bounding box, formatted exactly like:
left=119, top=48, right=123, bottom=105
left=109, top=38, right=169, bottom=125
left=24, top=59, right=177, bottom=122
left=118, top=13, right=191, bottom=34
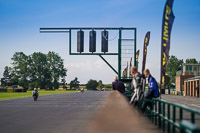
left=40, top=27, right=137, bottom=82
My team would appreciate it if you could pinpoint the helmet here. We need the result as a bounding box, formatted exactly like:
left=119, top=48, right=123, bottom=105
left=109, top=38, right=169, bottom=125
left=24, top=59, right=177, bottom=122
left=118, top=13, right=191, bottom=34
left=34, top=88, right=37, bottom=90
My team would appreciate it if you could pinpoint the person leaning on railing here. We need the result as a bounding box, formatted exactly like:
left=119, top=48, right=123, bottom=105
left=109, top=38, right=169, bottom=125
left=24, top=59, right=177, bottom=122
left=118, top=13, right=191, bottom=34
left=142, top=69, right=159, bottom=113
left=129, top=66, right=146, bottom=106
left=112, top=76, right=125, bottom=94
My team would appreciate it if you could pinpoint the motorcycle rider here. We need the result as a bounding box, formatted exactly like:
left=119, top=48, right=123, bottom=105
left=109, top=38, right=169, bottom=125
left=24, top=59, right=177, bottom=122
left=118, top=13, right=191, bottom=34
left=80, top=88, right=84, bottom=93
left=32, top=88, right=39, bottom=101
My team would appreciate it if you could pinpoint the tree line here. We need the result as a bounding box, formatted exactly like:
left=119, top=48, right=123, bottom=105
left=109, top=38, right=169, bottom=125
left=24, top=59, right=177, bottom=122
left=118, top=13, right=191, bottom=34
left=1, top=52, right=67, bottom=90
left=1, top=51, right=108, bottom=90
left=69, top=77, right=106, bottom=90
left=6, top=52, right=194, bottom=91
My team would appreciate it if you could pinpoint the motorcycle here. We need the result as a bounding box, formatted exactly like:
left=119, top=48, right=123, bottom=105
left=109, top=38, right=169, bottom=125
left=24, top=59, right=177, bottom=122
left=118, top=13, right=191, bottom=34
left=80, top=88, right=84, bottom=93
left=32, top=90, right=39, bottom=101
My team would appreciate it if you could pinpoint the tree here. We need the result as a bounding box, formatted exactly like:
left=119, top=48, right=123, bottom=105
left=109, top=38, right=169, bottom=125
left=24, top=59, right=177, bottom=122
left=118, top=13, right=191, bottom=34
left=61, top=78, right=67, bottom=89
left=97, top=80, right=104, bottom=89
left=166, top=55, right=183, bottom=88
left=1, top=66, right=12, bottom=86
left=69, top=77, right=80, bottom=89
left=46, top=52, right=67, bottom=89
left=185, top=58, right=198, bottom=64
left=11, top=52, right=29, bottom=90
left=28, top=52, right=67, bottom=89
left=86, top=79, right=98, bottom=90
left=1, top=51, right=67, bottom=90
left=29, top=52, right=48, bottom=89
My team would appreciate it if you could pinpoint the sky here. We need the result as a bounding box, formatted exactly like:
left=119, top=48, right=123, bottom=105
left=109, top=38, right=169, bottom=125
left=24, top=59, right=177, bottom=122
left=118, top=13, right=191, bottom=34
left=0, top=0, right=200, bottom=84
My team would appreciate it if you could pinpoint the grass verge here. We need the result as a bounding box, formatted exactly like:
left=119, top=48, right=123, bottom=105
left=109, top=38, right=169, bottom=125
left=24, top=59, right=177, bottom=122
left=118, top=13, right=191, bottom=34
left=0, top=90, right=77, bottom=100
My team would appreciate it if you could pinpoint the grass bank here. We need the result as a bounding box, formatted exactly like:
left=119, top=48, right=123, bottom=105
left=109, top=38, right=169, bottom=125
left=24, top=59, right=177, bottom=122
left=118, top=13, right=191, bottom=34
left=0, top=90, right=77, bottom=100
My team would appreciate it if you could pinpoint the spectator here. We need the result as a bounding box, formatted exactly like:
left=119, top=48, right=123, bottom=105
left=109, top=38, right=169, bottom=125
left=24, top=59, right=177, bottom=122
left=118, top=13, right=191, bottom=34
left=129, top=66, right=145, bottom=106
left=112, top=76, right=125, bottom=94
left=196, top=83, right=199, bottom=97
left=142, top=69, right=159, bottom=112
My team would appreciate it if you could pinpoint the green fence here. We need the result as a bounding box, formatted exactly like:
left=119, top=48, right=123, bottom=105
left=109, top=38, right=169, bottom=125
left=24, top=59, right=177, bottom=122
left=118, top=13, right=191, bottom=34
left=138, top=98, right=200, bottom=133
left=180, top=120, right=200, bottom=133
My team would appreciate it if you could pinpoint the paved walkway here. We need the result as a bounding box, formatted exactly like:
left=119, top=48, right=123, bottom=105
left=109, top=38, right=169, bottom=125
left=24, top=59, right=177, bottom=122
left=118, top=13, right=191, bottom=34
left=162, top=94, right=200, bottom=110
left=161, top=94, right=200, bottom=127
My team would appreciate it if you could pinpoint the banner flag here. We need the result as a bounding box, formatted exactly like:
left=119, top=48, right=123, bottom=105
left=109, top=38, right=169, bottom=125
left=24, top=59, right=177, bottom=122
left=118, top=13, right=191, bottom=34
left=160, top=0, right=175, bottom=87
left=142, top=31, right=150, bottom=74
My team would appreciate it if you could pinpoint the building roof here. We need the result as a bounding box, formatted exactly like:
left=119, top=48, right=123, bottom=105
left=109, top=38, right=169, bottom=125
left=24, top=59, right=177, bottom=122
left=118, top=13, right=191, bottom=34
left=184, top=76, right=200, bottom=82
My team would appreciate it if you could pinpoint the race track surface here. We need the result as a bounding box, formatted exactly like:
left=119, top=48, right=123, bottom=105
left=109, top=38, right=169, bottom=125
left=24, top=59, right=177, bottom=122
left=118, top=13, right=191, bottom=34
left=0, top=91, right=110, bottom=133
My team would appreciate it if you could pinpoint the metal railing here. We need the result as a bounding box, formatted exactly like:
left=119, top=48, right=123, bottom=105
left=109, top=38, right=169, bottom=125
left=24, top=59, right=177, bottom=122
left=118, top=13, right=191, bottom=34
left=138, top=98, right=200, bottom=133
left=180, top=120, right=200, bottom=133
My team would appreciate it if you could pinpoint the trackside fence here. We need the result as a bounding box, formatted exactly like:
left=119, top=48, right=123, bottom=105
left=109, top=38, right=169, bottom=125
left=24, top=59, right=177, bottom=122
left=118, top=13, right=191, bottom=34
left=138, top=98, right=200, bottom=133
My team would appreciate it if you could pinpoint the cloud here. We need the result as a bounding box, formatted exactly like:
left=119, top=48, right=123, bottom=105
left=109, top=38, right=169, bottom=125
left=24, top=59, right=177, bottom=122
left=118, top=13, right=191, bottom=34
left=65, top=58, right=117, bottom=84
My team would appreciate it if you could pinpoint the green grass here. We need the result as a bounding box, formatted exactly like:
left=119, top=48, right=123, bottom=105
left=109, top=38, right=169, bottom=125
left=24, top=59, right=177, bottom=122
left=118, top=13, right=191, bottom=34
left=0, top=90, right=77, bottom=100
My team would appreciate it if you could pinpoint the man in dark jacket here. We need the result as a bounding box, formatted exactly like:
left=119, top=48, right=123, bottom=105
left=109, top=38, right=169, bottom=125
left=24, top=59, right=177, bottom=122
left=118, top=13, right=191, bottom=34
left=112, top=76, right=125, bottom=94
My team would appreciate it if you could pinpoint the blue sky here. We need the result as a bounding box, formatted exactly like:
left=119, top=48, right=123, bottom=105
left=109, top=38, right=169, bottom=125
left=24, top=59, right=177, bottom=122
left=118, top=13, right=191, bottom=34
left=0, top=0, right=200, bottom=84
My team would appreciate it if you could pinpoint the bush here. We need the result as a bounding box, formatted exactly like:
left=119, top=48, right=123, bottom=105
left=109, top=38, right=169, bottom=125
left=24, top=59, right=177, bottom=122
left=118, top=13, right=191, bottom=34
left=86, top=79, right=98, bottom=90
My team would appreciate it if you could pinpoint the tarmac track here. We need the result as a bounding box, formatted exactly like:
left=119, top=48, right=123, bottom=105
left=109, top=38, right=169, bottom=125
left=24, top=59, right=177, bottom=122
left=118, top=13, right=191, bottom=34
left=0, top=91, right=110, bottom=133
left=162, top=94, right=200, bottom=127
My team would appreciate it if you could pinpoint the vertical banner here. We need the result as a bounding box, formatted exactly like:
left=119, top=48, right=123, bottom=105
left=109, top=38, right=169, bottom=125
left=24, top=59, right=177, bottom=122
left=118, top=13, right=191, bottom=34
left=142, top=31, right=150, bottom=74
left=136, top=50, right=140, bottom=68
left=160, top=0, right=175, bottom=87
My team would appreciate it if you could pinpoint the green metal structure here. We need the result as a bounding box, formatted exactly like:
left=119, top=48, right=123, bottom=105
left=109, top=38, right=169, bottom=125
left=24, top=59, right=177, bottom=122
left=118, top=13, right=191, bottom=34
left=40, top=27, right=137, bottom=82
left=138, top=98, right=200, bottom=133
left=180, top=120, right=200, bottom=133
